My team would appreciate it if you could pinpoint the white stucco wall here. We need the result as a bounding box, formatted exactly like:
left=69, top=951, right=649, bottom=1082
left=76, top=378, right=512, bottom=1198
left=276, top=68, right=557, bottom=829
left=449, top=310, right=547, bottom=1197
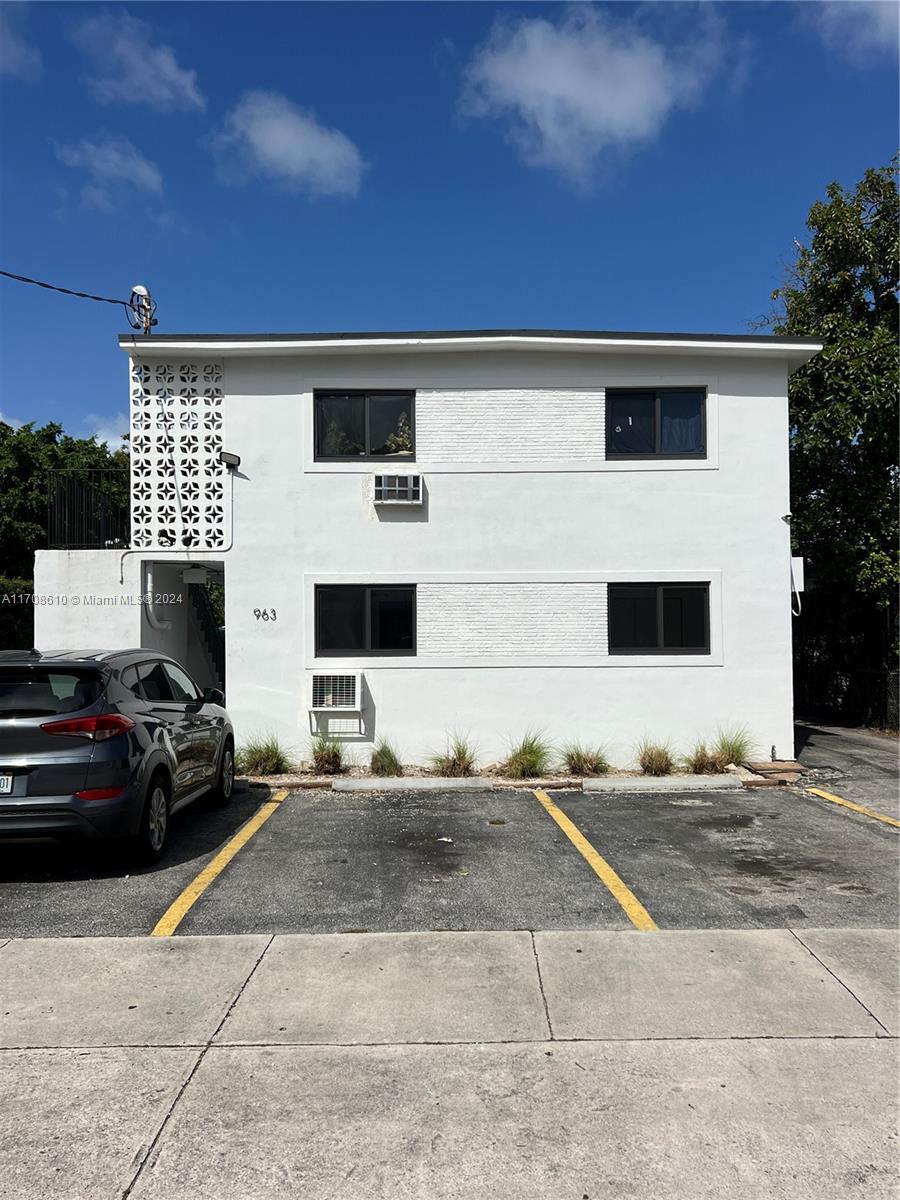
left=33, top=551, right=143, bottom=649
left=33, top=553, right=218, bottom=689
left=35, top=342, right=800, bottom=767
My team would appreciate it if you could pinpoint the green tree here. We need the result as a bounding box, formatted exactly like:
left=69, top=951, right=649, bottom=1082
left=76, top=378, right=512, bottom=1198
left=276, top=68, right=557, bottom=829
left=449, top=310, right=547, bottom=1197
left=0, top=575, right=33, bottom=650
left=769, top=158, right=899, bottom=722
left=0, top=420, right=129, bottom=579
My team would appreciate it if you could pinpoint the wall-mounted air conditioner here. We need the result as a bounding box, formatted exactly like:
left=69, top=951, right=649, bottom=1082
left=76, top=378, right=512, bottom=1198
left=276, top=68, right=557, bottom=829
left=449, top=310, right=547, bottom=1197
left=373, top=474, right=422, bottom=505
left=310, top=672, right=362, bottom=712
left=308, top=671, right=364, bottom=734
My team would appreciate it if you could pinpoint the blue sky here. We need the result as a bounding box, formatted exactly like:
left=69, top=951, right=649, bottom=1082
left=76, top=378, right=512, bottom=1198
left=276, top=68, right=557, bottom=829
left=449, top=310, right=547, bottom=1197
left=0, top=1, right=896, bottom=444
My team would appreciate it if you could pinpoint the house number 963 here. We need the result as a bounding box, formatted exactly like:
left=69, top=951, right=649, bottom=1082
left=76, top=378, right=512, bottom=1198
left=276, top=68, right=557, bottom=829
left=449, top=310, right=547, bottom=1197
left=253, top=608, right=277, bottom=622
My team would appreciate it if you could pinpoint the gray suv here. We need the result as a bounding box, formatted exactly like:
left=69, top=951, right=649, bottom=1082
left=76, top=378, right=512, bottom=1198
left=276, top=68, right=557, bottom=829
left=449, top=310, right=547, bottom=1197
left=0, top=649, right=235, bottom=862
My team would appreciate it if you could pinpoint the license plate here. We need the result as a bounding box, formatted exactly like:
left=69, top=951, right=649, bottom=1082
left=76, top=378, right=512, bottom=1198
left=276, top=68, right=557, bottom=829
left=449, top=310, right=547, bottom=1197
left=0, top=775, right=12, bottom=795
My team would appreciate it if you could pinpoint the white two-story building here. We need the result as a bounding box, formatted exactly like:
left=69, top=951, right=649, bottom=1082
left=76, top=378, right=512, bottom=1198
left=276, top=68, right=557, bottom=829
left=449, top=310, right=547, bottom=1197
left=35, top=327, right=821, bottom=766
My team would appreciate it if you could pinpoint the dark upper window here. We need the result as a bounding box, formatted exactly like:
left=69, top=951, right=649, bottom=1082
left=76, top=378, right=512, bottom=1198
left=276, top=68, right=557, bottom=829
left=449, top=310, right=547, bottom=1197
left=609, top=583, right=710, bottom=654
left=315, top=585, right=416, bottom=655
left=606, top=388, right=706, bottom=458
left=314, top=391, right=415, bottom=460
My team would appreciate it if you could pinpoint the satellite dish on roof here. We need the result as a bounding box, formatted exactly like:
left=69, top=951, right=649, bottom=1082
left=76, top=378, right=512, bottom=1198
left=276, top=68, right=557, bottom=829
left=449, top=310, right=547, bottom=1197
left=126, top=284, right=157, bottom=334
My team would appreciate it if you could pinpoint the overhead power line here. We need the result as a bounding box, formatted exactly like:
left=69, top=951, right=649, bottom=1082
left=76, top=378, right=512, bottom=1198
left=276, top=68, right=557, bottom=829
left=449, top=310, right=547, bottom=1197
left=0, top=269, right=129, bottom=306
left=0, top=269, right=157, bottom=332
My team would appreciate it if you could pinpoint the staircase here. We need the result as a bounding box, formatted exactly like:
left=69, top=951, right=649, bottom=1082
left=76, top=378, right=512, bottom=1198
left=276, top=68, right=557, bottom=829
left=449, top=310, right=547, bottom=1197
left=189, top=584, right=225, bottom=693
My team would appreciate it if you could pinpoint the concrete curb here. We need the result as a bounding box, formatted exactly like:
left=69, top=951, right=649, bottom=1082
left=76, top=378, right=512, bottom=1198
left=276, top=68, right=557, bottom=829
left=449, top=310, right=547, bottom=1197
left=243, top=775, right=334, bottom=789
left=331, top=776, right=494, bottom=793
left=491, top=777, right=581, bottom=791
left=582, top=774, right=743, bottom=794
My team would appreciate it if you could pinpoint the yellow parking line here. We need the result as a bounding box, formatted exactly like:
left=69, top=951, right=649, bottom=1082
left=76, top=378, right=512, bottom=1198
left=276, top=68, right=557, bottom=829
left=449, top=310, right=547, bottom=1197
left=151, top=789, right=290, bottom=937
left=533, top=789, right=657, bottom=931
left=805, top=787, right=900, bottom=830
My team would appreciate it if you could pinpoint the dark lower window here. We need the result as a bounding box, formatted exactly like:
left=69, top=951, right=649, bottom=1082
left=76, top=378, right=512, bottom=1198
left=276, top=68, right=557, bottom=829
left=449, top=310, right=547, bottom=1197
left=609, top=583, right=710, bottom=654
left=315, top=585, right=416, bottom=655
left=315, top=391, right=415, bottom=460
left=606, top=388, right=706, bottom=458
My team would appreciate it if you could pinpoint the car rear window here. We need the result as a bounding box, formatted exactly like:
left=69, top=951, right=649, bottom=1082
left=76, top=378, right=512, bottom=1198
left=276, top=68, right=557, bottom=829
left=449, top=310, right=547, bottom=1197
left=0, top=668, right=104, bottom=717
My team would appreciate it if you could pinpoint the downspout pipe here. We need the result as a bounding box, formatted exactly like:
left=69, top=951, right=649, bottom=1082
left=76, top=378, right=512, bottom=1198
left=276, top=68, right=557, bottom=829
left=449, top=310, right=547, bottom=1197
left=143, top=562, right=172, bottom=632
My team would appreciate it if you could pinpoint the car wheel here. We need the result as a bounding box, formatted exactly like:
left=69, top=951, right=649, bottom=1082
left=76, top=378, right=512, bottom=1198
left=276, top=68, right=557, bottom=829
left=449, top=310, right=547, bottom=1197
left=210, top=739, right=235, bottom=806
left=133, top=774, right=170, bottom=864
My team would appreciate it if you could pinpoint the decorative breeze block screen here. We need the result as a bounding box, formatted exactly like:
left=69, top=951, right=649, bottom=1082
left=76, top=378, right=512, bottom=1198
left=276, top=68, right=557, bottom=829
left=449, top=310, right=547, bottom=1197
left=130, top=360, right=225, bottom=550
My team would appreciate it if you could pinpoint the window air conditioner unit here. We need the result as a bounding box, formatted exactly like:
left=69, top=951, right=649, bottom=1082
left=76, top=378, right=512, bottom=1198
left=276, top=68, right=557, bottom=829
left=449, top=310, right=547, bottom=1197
left=310, top=673, right=362, bottom=712
left=309, top=672, right=363, bottom=735
left=373, top=474, right=422, bottom=505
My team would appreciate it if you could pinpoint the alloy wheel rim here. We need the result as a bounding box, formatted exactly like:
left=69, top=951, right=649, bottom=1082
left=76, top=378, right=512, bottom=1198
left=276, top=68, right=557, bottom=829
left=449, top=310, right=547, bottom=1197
left=223, top=750, right=234, bottom=798
left=149, top=786, right=167, bottom=852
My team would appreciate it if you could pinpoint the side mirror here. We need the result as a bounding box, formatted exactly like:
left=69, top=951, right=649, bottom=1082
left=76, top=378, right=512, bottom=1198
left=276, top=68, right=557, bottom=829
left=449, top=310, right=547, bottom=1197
left=203, top=687, right=225, bottom=707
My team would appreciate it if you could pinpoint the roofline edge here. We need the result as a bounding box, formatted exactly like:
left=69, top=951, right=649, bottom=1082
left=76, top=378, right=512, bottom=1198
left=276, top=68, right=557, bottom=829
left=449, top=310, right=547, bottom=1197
left=118, top=327, right=822, bottom=349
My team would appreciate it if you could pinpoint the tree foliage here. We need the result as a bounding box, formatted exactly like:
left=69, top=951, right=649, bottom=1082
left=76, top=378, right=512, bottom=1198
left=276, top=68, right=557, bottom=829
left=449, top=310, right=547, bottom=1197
left=0, top=576, right=33, bottom=650
left=0, top=420, right=129, bottom=580
left=770, top=158, right=899, bottom=720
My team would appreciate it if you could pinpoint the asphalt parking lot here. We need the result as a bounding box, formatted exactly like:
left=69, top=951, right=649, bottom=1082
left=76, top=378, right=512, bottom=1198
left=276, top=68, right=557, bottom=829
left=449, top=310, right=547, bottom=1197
left=0, top=788, right=265, bottom=938
left=167, top=784, right=900, bottom=936
left=795, top=720, right=899, bottom=818
left=0, top=722, right=896, bottom=938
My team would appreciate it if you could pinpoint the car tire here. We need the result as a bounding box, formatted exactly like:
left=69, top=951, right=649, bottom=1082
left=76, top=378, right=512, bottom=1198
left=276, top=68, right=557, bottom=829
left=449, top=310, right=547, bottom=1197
left=209, top=738, right=235, bottom=806
left=132, top=772, right=170, bottom=864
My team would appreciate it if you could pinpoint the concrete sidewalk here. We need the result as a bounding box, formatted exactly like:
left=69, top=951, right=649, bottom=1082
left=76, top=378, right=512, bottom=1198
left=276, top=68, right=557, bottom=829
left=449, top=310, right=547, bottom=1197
left=1, top=929, right=897, bottom=1199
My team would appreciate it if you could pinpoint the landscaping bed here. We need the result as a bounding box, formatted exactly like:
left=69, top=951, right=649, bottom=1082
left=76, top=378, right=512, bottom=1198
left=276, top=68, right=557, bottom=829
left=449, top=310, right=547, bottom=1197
left=240, top=763, right=791, bottom=794
left=236, top=729, right=799, bottom=792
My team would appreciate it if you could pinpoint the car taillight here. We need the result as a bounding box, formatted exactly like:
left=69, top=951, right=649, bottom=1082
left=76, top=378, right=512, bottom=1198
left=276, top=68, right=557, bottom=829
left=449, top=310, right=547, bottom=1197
left=75, top=786, right=127, bottom=801
left=40, top=714, right=135, bottom=741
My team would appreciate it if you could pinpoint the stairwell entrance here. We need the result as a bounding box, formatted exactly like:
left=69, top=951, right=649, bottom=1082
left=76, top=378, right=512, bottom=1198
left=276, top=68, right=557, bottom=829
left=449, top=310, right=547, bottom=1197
left=139, top=560, right=226, bottom=698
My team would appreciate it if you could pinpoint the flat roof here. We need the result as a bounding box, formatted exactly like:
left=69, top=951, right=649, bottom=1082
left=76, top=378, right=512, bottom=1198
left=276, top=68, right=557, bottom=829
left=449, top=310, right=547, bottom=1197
left=120, top=327, right=821, bottom=347
left=119, top=328, right=822, bottom=370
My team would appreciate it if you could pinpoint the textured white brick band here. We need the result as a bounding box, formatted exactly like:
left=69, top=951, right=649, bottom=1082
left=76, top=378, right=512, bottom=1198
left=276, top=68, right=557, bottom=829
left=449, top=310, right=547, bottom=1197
left=417, top=583, right=608, bottom=657
left=416, top=389, right=605, bottom=463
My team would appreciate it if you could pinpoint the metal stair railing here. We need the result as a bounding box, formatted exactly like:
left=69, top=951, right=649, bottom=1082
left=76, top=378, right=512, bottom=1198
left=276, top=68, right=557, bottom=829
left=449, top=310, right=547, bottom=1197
left=190, top=585, right=225, bottom=691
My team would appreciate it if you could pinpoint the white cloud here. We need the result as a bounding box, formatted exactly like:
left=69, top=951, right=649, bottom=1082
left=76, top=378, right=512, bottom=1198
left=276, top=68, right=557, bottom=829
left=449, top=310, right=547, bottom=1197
left=0, top=3, right=42, bottom=80
left=85, top=414, right=129, bottom=453
left=213, top=90, right=364, bottom=198
left=0, top=410, right=23, bottom=429
left=146, top=208, right=185, bottom=234
left=56, top=136, right=163, bottom=210
left=805, top=1, right=899, bottom=63
left=72, top=11, right=204, bottom=111
left=460, top=5, right=726, bottom=187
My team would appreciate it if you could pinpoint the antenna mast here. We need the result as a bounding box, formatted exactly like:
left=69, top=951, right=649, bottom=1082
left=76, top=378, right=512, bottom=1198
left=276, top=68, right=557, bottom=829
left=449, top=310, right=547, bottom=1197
left=127, top=286, right=157, bottom=334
